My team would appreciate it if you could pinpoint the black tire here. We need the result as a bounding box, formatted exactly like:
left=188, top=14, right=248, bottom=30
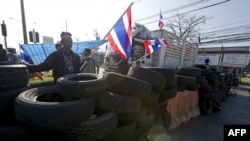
left=186, top=84, right=200, bottom=91
left=211, top=98, right=221, bottom=112
left=105, top=72, right=157, bottom=105
left=147, top=101, right=166, bottom=116
left=159, top=86, right=177, bottom=101
left=0, top=64, right=29, bottom=91
left=176, top=75, right=196, bottom=86
left=57, top=73, right=107, bottom=99
left=177, top=67, right=201, bottom=77
left=95, top=91, right=142, bottom=114
left=147, top=67, right=176, bottom=88
left=59, top=112, right=117, bottom=141
left=199, top=98, right=213, bottom=115
left=14, top=86, right=95, bottom=130
left=0, top=86, right=31, bottom=123
left=118, top=107, right=147, bottom=123
left=0, top=122, right=39, bottom=141
left=193, top=64, right=211, bottom=76
left=127, top=67, right=166, bottom=92
left=103, top=122, right=136, bottom=141
left=162, top=110, right=172, bottom=130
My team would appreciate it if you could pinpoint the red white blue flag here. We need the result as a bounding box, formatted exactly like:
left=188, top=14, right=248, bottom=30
left=159, top=11, right=164, bottom=29
left=198, top=33, right=201, bottom=44
left=107, top=5, right=132, bottom=60
left=20, top=45, right=43, bottom=80
left=144, top=38, right=170, bottom=55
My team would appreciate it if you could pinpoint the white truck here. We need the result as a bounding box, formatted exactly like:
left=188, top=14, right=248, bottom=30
left=103, top=27, right=198, bottom=72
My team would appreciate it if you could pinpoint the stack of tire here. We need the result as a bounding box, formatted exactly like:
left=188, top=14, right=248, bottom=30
left=1, top=64, right=175, bottom=141
left=125, top=67, right=173, bottom=132
left=193, top=64, right=222, bottom=115
left=0, top=64, right=33, bottom=141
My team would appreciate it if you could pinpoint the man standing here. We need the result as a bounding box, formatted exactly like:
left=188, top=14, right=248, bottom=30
left=7, top=49, right=18, bottom=64
left=24, top=32, right=81, bottom=83
left=205, top=58, right=210, bottom=65
left=55, top=43, right=62, bottom=51
left=80, top=48, right=99, bottom=74
left=117, top=58, right=130, bottom=75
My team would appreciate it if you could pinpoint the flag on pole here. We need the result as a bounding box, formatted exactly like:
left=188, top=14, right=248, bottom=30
left=198, top=33, right=201, bottom=44
left=107, top=4, right=132, bottom=60
left=20, top=45, right=43, bottom=80
left=159, top=11, right=164, bottom=29
left=144, top=38, right=169, bottom=55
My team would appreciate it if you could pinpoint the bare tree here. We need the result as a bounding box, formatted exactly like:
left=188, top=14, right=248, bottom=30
left=165, top=13, right=207, bottom=44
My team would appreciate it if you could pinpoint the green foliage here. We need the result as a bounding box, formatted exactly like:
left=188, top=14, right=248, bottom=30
left=28, top=70, right=54, bottom=88
left=239, top=77, right=250, bottom=85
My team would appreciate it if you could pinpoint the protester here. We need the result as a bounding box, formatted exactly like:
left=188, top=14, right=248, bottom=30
left=0, top=44, right=8, bottom=62
left=135, top=60, right=141, bottom=68
left=117, top=58, right=130, bottom=75
left=55, top=42, right=62, bottom=50
left=80, top=48, right=99, bottom=74
left=205, top=58, right=210, bottom=65
left=23, top=32, right=81, bottom=83
left=7, top=49, right=18, bottom=64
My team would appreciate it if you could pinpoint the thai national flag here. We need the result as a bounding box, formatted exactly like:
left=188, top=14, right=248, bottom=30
left=107, top=6, right=132, bottom=60
left=144, top=38, right=170, bottom=55
left=159, top=11, right=164, bottom=29
left=198, top=33, right=201, bottom=44
left=20, top=45, right=43, bottom=80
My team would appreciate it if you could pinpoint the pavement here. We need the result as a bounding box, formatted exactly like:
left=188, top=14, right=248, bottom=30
left=166, top=86, right=250, bottom=141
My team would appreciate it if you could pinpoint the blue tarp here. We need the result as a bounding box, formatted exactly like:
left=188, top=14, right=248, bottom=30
left=20, top=40, right=107, bottom=65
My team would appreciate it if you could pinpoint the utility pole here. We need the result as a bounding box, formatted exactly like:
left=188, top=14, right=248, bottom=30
left=65, top=20, right=67, bottom=32
left=20, top=0, right=28, bottom=44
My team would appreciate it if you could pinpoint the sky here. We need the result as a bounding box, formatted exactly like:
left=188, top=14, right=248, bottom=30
left=0, top=0, right=250, bottom=51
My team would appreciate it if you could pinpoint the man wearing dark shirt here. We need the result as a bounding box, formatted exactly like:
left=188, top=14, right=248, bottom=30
left=25, top=32, right=81, bottom=83
left=117, top=58, right=130, bottom=75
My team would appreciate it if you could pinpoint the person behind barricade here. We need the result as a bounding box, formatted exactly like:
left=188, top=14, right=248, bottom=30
left=80, top=48, right=99, bottom=74
left=135, top=60, right=141, bottom=68
left=0, top=44, right=8, bottom=62
left=117, top=58, right=130, bottom=75
left=7, top=49, right=18, bottom=64
left=204, top=58, right=210, bottom=65
left=55, top=42, right=63, bottom=51
left=22, top=32, right=81, bottom=83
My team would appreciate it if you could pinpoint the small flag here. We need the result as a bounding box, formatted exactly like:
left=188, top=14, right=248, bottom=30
left=159, top=11, right=164, bottom=29
left=20, top=45, right=43, bottom=80
left=107, top=5, right=132, bottom=60
left=198, top=33, right=201, bottom=44
left=144, top=38, right=169, bottom=55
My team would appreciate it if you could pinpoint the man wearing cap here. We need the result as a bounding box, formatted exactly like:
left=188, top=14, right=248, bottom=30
left=24, top=32, right=81, bottom=83
left=205, top=58, right=210, bottom=65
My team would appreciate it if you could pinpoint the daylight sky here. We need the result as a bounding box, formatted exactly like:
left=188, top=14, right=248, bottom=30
left=0, top=0, right=250, bottom=51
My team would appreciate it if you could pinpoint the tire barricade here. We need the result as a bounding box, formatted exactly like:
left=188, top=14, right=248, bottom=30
left=0, top=64, right=236, bottom=140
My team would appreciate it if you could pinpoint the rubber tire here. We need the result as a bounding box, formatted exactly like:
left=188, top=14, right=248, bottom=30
left=0, top=85, right=31, bottom=123
left=105, top=72, right=157, bottom=105
left=177, top=67, right=201, bottom=77
left=0, top=64, right=29, bottom=91
left=95, top=91, right=142, bottom=114
left=199, top=98, right=213, bottom=115
left=57, top=73, right=107, bottom=99
left=59, top=112, right=118, bottom=141
left=14, top=86, right=95, bottom=130
left=127, top=67, right=166, bottom=92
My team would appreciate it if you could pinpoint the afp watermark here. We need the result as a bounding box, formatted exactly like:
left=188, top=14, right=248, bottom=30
left=224, top=124, right=250, bottom=141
